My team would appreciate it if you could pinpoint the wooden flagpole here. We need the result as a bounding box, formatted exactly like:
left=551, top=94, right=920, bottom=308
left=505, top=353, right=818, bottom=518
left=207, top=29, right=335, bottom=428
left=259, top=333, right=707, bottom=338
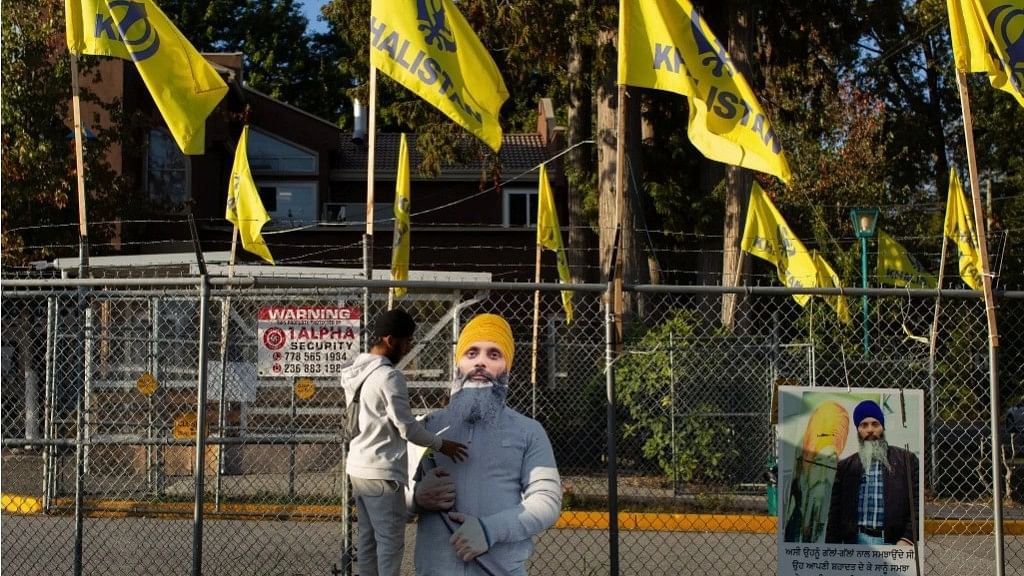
left=530, top=243, right=543, bottom=418
left=926, top=226, right=949, bottom=488
left=70, top=53, right=90, bottom=277
left=613, top=84, right=627, bottom=347
left=954, top=68, right=1004, bottom=576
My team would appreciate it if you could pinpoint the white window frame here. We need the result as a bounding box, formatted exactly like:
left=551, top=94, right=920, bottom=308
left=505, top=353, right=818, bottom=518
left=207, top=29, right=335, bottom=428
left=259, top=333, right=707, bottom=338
left=256, top=181, right=318, bottom=227
left=502, top=187, right=538, bottom=228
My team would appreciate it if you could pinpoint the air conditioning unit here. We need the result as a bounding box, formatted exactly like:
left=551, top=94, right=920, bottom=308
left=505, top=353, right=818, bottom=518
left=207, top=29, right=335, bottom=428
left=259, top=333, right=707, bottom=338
left=321, top=202, right=347, bottom=225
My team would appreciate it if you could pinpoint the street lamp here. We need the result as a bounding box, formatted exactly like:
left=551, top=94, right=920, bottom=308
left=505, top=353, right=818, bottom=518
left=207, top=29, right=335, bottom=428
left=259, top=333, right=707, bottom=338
left=850, top=208, right=880, bottom=355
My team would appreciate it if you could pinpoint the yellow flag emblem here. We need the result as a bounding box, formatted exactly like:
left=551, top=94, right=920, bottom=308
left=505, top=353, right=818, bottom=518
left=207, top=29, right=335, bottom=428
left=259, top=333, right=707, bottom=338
left=370, top=0, right=509, bottom=151
left=618, top=0, right=792, bottom=183
left=392, top=134, right=412, bottom=299
left=947, top=0, right=1024, bottom=108
left=740, top=182, right=817, bottom=305
left=944, top=170, right=984, bottom=289
left=65, top=0, right=228, bottom=154
left=537, top=165, right=573, bottom=324
left=226, top=126, right=274, bottom=265
left=876, top=229, right=935, bottom=289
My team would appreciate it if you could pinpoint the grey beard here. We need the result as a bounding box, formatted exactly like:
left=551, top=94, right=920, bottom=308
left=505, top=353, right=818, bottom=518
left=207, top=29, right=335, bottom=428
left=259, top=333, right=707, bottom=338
left=449, top=371, right=509, bottom=425
left=858, top=438, right=891, bottom=472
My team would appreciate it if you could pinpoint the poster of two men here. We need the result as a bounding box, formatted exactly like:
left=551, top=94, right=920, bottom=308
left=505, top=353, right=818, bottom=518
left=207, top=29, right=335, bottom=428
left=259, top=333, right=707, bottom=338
left=776, top=387, right=924, bottom=576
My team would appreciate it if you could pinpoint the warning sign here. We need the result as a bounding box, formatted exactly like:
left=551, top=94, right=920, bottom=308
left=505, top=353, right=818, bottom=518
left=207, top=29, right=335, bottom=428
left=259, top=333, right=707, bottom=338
left=294, top=378, right=316, bottom=400
left=137, top=372, right=158, bottom=397
left=257, top=306, right=361, bottom=377
left=172, top=411, right=208, bottom=439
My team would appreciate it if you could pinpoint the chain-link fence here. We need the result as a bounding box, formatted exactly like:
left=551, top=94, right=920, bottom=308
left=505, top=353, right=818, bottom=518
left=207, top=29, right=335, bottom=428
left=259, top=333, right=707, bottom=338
left=2, top=276, right=1022, bottom=576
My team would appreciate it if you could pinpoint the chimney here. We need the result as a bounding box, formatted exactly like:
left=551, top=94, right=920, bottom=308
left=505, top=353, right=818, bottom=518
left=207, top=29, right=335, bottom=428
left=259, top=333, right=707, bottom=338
left=536, top=98, right=555, bottom=145
left=352, top=98, right=367, bottom=144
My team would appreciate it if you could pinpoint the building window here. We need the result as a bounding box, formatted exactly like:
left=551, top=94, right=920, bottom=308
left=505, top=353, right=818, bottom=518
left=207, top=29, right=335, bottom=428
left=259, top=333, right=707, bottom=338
left=503, top=188, right=538, bottom=227
left=146, top=129, right=189, bottom=212
left=248, top=129, right=317, bottom=174
left=256, top=181, right=317, bottom=226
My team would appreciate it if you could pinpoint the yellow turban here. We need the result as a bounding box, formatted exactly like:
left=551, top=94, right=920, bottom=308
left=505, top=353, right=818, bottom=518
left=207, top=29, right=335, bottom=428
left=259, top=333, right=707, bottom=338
left=455, top=314, right=515, bottom=370
left=801, top=401, right=850, bottom=457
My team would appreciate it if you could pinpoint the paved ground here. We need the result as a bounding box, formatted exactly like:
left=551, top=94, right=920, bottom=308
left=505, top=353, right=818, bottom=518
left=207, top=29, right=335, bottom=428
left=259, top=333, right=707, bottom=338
left=3, top=515, right=1023, bottom=576
left=5, top=449, right=1024, bottom=575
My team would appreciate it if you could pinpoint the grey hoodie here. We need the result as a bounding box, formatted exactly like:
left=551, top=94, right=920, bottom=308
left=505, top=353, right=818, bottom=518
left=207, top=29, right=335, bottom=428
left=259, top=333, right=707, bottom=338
left=341, top=352, right=441, bottom=483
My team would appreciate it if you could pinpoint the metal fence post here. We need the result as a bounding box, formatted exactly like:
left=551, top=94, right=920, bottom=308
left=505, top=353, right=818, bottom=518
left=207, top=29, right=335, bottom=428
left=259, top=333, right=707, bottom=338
left=289, top=383, right=296, bottom=500
left=43, top=295, right=56, bottom=512
left=989, top=345, right=1005, bottom=576
left=670, top=332, right=678, bottom=497
left=605, top=287, right=619, bottom=576
left=71, top=285, right=90, bottom=576
left=72, top=389, right=86, bottom=576
left=192, top=277, right=211, bottom=576
left=336, top=439, right=352, bottom=576
left=83, top=300, right=94, bottom=474
left=148, top=296, right=157, bottom=494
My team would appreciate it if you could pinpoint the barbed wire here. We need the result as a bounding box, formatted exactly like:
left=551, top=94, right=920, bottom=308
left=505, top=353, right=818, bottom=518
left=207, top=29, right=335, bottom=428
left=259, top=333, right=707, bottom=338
left=6, top=216, right=1019, bottom=246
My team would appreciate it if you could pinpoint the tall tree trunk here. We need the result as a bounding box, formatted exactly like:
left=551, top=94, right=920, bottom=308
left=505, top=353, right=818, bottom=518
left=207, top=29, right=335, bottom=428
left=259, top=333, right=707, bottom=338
left=641, top=96, right=661, bottom=287
left=597, top=26, right=619, bottom=282
left=721, top=1, right=754, bottom=331
left=624, top=88, right=651, bottom=324
left=597, top=16, right=647, bottom=335
left=567, top=0, right=597, bottom=283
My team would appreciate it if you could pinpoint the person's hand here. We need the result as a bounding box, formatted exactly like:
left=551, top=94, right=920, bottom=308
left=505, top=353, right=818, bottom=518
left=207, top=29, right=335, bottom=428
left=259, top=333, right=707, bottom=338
left=448, top=512, right=489, bottom=561
left=414, top=468, right=455, bottom=511
left=438, top=439, right=468, bottom=462
left=898, top=537, right=914, bottom=547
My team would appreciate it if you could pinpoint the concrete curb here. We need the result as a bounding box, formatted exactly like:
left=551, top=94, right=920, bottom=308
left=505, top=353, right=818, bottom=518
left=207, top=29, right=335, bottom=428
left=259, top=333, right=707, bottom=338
left=4, top=493, right=1022, bottom=535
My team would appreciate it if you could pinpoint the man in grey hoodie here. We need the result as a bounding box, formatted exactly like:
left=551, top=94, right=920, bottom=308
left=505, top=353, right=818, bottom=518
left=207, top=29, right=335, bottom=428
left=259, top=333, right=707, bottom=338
left=342, top=308, right=468, bottom=576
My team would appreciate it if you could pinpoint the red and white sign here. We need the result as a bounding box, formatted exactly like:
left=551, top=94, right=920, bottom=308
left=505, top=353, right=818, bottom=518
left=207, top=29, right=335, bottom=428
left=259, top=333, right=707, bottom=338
left=257, top=306, right=361, bottom=377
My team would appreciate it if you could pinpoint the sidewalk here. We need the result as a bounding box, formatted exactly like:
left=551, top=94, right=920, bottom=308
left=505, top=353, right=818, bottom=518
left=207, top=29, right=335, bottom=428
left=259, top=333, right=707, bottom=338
left=5, top=450, right=1022, bottom=532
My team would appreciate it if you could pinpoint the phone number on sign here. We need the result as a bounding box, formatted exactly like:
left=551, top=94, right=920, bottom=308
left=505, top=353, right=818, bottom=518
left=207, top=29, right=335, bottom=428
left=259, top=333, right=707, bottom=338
left=279, top=363, right=344, bottom=375
left=281, top=351, right=349, bottom=363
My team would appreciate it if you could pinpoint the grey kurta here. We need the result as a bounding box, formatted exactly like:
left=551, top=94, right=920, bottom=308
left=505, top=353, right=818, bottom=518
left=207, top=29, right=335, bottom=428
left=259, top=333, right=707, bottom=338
left=412, top=405, right=561, bottom=576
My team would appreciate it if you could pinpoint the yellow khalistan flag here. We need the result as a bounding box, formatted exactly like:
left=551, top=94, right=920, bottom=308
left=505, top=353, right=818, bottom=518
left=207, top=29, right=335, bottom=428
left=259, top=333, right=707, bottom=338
left=65, top=0, right=228, bottom=154
left=226, top=126, right=273, bottom=265
left=740, top=182, right=817, bottom=305
left=945, top=169, right=984, bottom=289
left=537, top=165, right=573, bottom=324
left=813, top=253, right=852, bottom=325
left=392, top=134, right=412, bottom=299
left=618, top=0, right=792, bottom=183
left=876, top=229, right=936, bottom=288
left=947, top=0, right=1024, bottom=108
left=369, top=0, right=509, bottom=151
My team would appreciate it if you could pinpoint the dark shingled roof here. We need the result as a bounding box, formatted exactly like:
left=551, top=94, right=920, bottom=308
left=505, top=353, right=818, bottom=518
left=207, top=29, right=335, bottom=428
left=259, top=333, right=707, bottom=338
left=334, top=132, right=548, bottom=178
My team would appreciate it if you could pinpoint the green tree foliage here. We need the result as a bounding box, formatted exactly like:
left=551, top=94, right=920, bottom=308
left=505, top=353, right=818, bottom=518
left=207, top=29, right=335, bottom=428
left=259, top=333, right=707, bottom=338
left=323, top=0, right=577, bottom=175
left=2, top=0, right=128, bottom=265
left=614, top=310, right=740, bottom=483
left=160, top=0, right=353, bottom=123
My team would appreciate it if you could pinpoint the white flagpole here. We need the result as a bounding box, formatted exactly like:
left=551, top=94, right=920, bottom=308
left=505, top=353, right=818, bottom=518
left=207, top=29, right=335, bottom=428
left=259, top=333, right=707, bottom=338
left=364, top=67, right=378, bottom=329
left=214, top=224, right=239, bottom=509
